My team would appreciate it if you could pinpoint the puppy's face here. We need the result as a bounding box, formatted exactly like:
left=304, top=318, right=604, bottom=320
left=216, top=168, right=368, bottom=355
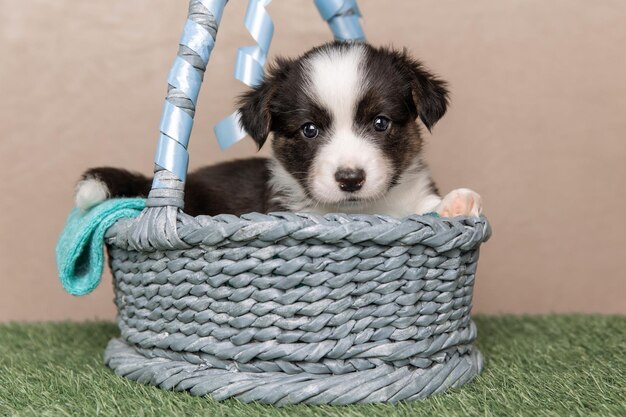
left=238, top=43, right=448, bottom=206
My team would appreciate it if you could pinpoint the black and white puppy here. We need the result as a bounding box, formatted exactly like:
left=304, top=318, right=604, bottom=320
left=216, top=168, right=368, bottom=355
left=76, top=42, right=482, bottom=218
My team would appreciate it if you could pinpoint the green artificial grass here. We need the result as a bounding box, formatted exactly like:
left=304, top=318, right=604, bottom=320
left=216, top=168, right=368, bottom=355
left=0, top=316, right=624, bottom=417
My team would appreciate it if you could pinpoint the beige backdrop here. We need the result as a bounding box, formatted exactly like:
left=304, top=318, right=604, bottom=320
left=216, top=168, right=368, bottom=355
left=1, top=0, right=625, bottom=322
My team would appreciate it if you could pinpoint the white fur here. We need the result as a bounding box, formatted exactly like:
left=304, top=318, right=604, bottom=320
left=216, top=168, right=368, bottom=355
left=361, top=162, right=442, bottom=217
left=304, top=44, right=392, bottom=204
left=310, top=128, right=391, bottom=204
left=271, top=156, right=444, bottom=217
left=309, top=161, right=442, bottom=217
left=268, top=159, right=313, bottom=212
left=436, top=188, right=483, bottom=217
left=75, top=178, right=109, bottom=211
left=307, top=44, right=365, bottom=126
left=269, top=45, right=483, bottom=218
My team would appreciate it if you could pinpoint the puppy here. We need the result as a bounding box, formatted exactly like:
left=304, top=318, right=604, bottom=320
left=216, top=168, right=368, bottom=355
left=76, top=42, right=482, bottom=218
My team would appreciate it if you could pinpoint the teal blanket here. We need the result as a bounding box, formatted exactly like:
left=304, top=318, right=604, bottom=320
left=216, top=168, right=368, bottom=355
left=56, top=198, right=146, bottom=296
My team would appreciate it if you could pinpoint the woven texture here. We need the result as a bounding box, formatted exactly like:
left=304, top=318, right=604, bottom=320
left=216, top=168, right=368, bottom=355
left=103, top=206, right=491, bottom=405
left=100, top=0, right=490, bottom=405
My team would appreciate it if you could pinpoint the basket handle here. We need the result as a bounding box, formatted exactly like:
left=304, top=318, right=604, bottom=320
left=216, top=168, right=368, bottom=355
left=147, top=0, right=364, bottom=209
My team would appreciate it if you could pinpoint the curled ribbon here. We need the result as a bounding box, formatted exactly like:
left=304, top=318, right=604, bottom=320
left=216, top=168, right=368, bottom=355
left=314, top=0, right=365, bottom=41
left=215, top=0, right=365, bottom=150
left=152, top=0, right=366, bottom=186
left=214, top=0, right=274, bottom=150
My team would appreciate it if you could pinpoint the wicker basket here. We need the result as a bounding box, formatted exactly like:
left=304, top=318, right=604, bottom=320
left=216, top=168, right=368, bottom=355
left=101, top=0, right=492, bottom=405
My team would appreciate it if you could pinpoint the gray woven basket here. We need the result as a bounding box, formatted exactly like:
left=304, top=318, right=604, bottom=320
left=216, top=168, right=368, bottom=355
left=101, top=0, right=492, bottom=406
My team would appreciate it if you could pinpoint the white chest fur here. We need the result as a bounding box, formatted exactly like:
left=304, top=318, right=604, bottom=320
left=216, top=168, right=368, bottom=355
left=269, top=158, right=442, bottom=217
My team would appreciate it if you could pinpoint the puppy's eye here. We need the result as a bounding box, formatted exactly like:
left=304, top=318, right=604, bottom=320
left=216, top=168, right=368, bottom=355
left=373, top=116, right=390, bottom=131
left=301, top=122, right=319, bottom=139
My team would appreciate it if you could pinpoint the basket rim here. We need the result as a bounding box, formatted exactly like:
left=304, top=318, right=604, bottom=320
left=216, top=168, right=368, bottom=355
left=105, top=209, right=491, bottom=253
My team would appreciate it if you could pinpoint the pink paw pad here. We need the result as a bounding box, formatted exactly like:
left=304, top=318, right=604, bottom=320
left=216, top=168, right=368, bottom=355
left=438, top=188, right=483, bottom=218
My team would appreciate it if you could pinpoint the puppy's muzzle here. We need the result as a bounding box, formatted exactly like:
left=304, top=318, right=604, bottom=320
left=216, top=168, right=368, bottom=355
left=335, top=168, right=366, bottom=192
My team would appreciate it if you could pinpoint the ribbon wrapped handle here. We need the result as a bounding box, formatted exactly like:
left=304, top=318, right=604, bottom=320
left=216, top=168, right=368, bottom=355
left=150, top=0, right=366, bottom=207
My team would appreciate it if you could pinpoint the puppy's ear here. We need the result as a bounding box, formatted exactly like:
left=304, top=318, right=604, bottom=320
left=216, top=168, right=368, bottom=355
left=238, top=82, right=273, bottom=149
left=395, top=50, right=449, bottom=131
left=237, top=57, right=293, bottom=149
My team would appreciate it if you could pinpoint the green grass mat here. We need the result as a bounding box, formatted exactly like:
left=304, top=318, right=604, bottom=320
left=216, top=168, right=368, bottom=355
left=0, top=316, right=624, bottom=417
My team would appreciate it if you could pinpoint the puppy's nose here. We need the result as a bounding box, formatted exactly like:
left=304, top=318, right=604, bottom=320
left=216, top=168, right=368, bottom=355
left=335, top=168, right=366, bottom=192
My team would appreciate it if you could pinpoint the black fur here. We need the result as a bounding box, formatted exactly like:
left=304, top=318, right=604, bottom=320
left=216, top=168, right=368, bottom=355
left=389, top=48, right=449, bottom=131
left=84, top=158, right=273, bottom=216
left=82, top=43, right=447, bottom=215
left=237, top=42, right=447, bottom=196
left=82, top=167, right=152, bottom=198
left=237, top=57, right=295, bottom=149
left=183, top=158, right=272, bottom=216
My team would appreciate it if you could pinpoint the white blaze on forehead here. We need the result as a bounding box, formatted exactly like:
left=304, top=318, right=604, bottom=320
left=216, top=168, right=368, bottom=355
left=307, top=44, right=366, bottom=127
left=305, top=45, right=392, bottom=205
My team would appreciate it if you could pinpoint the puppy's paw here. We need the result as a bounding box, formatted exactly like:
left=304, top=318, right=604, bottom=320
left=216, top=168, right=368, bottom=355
left=437, top=188, right=483, bottom=217
left=75, top=178, right=109, bottom=211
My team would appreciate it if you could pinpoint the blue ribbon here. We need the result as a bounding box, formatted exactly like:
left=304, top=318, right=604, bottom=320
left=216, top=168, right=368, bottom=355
left=215, top=0, right=274, bottom=150
left=214, top=0, right=364, bottom=150
left=314, top=0, right=365, bottom=41
left=153, top=0, right=227, bottom=186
